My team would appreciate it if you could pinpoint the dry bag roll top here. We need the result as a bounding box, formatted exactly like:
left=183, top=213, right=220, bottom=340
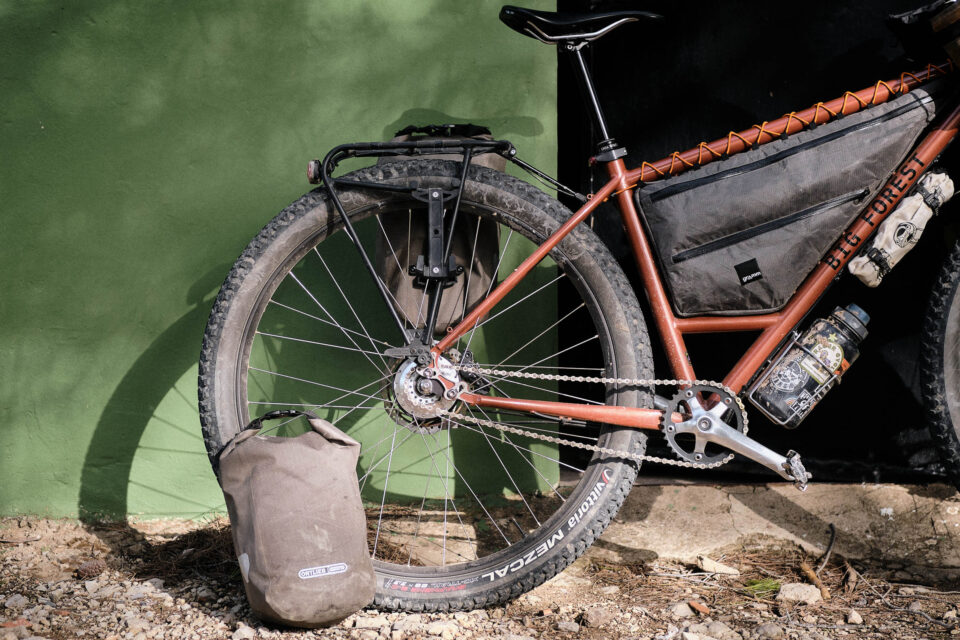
left=635, top=84, right=940, bottom=317
left=218, top=412, right=375, bottom=628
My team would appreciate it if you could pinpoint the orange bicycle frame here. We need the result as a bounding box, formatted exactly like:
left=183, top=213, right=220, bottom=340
left=438, top=65, right=960, bottom=431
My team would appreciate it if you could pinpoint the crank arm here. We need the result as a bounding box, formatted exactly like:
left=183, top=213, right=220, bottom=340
left=681, top=417, right=812, bottom=489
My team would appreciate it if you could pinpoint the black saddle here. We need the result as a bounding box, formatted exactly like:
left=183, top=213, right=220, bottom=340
left=499, top=5, right=661, bottom=44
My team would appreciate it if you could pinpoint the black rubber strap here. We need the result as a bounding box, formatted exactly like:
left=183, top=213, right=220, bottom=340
left=244, top=409, right=315, bottom=431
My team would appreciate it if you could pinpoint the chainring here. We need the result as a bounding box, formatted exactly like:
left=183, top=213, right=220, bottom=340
left=662, top=384, right=746, bottom=465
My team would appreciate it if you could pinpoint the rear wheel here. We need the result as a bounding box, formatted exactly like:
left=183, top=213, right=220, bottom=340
left=198, top=160, right=653, bottom=610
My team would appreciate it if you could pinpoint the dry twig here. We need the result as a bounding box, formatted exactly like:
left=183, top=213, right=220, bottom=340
left=800, top=560, right=831, bottom=600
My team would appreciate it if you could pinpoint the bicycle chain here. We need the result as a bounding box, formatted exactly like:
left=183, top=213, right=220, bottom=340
left=444, top=365, right=749, bottom=470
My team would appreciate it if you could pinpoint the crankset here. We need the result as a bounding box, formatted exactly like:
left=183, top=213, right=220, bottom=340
left=662, top=384, right=746, bottom=466
left=446, top=363, right=812, bottom=490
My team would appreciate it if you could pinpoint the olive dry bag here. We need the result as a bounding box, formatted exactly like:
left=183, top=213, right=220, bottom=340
left=218, top=413, right=375, bottom=627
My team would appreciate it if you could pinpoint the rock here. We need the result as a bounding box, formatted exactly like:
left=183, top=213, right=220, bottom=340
left=83, top=581, right=99, bottom=595
left=600, top=585, right=620, bottom=595
left=75, top=559, right=107, bottom=579
left=580, top=606, right=616, bottom=628
left=668, top=602, right=696, bottom=619
left=697, top=555, right=740, bottom=576
left=354, top=617, right=388, bottom=630
left=846, top=609, right=863, bottom=625
left=556, top=621, right=580, bottom=633
left=708, top=620, right=741, bottom=640
left=753, top=622, right=783, bottom=639
left=775, top=583, right=821, bottom=606
left=195, top=587, right=217, bottom=603
left=145, top=578, right=165, bottom=590
left=232, top=624, right=255, bottom=640
left=426, top=620, right=458, bottom=637
left=4, top=595, right=28, bottom=610
left=687, top=621, right=739, bottom=640
left=945, top=610, right=958, bottom=620
left=358, top=631, right=378, bottom=640
left=681, top=633, right=701, bottom=640
left=655, top=626, right=680, bottom=640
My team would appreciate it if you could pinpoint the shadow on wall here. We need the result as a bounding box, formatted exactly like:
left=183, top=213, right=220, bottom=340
left=381, top=109, right=544, bottom=141
left=77, top=264, right=230, bottom=521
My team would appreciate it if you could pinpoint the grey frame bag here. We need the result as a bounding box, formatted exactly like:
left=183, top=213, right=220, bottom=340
left=218, top=411, right=375, bottom=627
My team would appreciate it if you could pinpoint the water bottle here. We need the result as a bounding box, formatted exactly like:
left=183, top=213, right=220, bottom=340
left=749, top=304, right=870, bottom=428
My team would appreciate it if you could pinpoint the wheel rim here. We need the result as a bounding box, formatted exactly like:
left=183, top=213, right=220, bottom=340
left=230, top=190, right=630, bottom=576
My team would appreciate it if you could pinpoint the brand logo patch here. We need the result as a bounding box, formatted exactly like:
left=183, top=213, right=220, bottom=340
left=735, top=258, right=763, bottom=285
left=298, top=563, right=348, bottom=580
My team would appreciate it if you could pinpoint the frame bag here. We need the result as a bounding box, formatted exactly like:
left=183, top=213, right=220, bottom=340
left=635, top=86, right=939, bottom=316
left=219, top=413, right=375, bottom=627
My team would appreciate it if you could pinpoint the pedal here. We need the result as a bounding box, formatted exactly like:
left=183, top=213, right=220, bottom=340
left=783, top=450, right=812, bottom=491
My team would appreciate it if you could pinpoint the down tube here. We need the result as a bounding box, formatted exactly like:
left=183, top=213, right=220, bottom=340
left=723, top=101, right=960, bottom=393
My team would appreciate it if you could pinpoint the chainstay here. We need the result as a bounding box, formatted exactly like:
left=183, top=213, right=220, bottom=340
left=450, top=365, right=748, bottom=469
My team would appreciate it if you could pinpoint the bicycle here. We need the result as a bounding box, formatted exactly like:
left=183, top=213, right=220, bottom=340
left=197, top=4, right=960, bottom=611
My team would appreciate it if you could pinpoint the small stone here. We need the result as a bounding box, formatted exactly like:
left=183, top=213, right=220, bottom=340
left=754, top=622, right=783, bottom=639
left=846, top=609, right=863, bottom=625
left=3, top=595, right=28, bottom=610
left=697, top=555, right=740, bottom=576
left=145, top=578, right=165, bottom=590
left=908, top=601, right=924, bottom=612
left=83, top=581, right=99, bottom=595
left=681, top=633, right=700, bottom=640
left=232, top=625, right=255, bottom=640
left=801, top=615, right=817, bottom=624
left=195, top=587, right=216, bottom=603
left=355, top=616, right=389, bottom=630
left=944, top=610, right=958, bottom=620
left=74, top=559, right=107, bottom=579
left=426, top=620, right=458, bottom=636
left=580, top=606, right=616, bottom=628
left=525, top=595, right=542, bottom=605
left=358, top=631, right=378, bottom=640
left=668, top=602, right=696, bottom=619
left=600, top=585, right=620, bottom=595
left=775, top=583, right=821, bottom=606
left=705, top=620, right=739, bottom=640
left=556, top=621, right=580, bottom=633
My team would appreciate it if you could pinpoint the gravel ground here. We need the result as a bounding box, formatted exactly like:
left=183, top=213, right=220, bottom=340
left=3, top=515, right=960, bottom=640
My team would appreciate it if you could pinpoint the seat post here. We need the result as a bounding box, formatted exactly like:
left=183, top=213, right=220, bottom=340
left=563, top=43, right=626, bottom=162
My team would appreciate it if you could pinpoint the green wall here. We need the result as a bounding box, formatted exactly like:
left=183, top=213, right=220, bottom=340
left=0, top=1, right=557, bottom=518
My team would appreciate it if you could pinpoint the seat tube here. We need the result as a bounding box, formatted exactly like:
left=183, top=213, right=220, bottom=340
left=607, top=159, right=695, bottom=380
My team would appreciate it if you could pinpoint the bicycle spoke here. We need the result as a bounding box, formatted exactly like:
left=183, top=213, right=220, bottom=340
left=471, top=272, right=565, bottom=335
left=463, top=229, right=514, bottom=354
left=287, top=271, right=387, bottom=376
left=268, top=300, right=394, bottom=347
left=256, top=331, right=386, bottom=358
left=313, top=249, right=390, bottom=372
left=469, top=408, right=541, bottom=526
left=417, top=430, right=483, bottom=562
left=370, top=427, right=399, bottom=558
left=451, top=420, right=588, bottom=475
left=494, top=302, right=585, bottom=368
left=430, top=430, right=514, bottom=549
left=248, top=367, right=388, bottom=404
left=484, top=375, right=604, bottom=407
left=469, top=405, right=567, bottom=503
